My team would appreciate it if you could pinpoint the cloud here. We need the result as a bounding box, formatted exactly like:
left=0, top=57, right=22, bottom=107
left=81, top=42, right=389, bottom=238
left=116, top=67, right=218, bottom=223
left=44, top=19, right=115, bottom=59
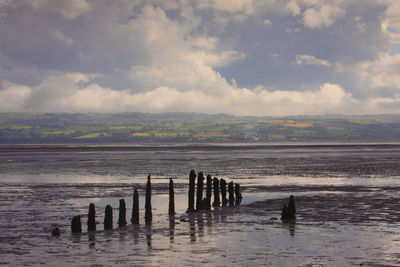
left=0, top=0, right=398, bottom=115
left=0, top=74, right=368, bottom=116
left=359, top=53, right=400, bottom=89
left=295, top=54, right=331, bottom=66
left=31, top=0, right=91, bottom=19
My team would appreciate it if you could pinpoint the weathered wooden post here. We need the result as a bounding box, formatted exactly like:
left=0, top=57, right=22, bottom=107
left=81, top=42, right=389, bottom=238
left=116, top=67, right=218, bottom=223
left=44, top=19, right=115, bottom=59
left=288, top=195, right=296, bottom=220
left=118, top=199, right=127, bottom=226
left=187, top=170, right=196, bottom=213
left=131, top=189, right=139, bottom=224
left=196, top=172, right=204, bottom=211
left=228, top=181, right=235, bottom=206
left=104, top=205, right=113, bottom=229
left=235, top=184, right=242, bottom=204
left=212, top=177, right=220, bottom=207
left=205, top=174, right=212, bottom=210
left=88, top=203, right=96, bottom=231
left=71, top=215, right=82, bottom=233
left=220, top=178, right=228, bottom=206
left=145, top=175, right=152, bottom=224
left=169, top=178, right=175, bottom=215
left=281, top=195, right=296, bottom=221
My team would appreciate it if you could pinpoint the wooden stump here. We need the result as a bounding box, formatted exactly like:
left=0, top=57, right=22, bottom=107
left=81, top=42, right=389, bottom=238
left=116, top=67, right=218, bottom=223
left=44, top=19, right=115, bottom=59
left=288, top=195, right=296, bottom=220
left=169, top=178, right=175, bottom=215
left=220, top=178, right=228, bottom=207
left=187, top=170, right=196, bottom=213
left=118, top=199, right=127, bottom=226
left=104, top=205, right=113, bottom=230
left=196, top=172, right=204, bottom=211
left=71, top=215, right=82, bottom=233
left=205, top=175, right=212, bottom=210
left=212, top=177, right=220, bottom=207
left=145, top=175, right=152, bottom=224
left=228, top=181, right=235, bottom=206
left=235, top=184, right=242, bottom=205
left=87, top=203, right=96, bottom=232
left=131, top=189, right=139, bottom=224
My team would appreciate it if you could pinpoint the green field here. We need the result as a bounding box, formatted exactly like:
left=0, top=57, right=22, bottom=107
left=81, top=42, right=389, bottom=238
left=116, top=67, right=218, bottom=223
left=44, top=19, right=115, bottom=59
left=1, top=112, right=400, bottom=143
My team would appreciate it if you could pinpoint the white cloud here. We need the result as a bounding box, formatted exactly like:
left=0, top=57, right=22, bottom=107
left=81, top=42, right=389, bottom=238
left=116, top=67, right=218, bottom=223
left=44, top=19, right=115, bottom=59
left=0, top=82, right=31, bottom=111
left=0, top=74, right=364, bottom=115
left=302, top=3, right=345, bottom=28
left=31, top=0, right=91, bottom=19
left=295, top=54, right=331, bottom=66
left=52, top=30, right=73, bottom=45
left=359, top=53, right=400, bottom=89
left=199, top=0, right=255, bottom=14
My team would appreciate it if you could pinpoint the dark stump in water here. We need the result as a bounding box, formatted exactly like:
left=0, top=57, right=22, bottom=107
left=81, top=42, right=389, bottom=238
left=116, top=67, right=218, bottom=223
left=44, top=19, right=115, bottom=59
left=213, top=177, right=220, bottom=207
left=88, top=203, right=96, bottom=232
left=145, top=175, right=152, bottom=223
left=220, top=178, right=228, bottom=207
left=235, top=184, right=242, bottom=205
left=131, top=189, right=139, bottom=224
left=187, top=170, right=196, bottom=213
left=196, top=172, right=205, bottom=211
left=52, top=226, right=60, bottom=236
left=104, top=205, right=113, bottom=230
left=169, top=178, right=175, bottom=215
left=205, top=175, right=212, bottom=210
left=228, top=181, right=235, bottom=206
left=118, top=199, right=127, bottom=227
left=281, top=195, right=296, bottom=221
left=288, top=195, right=296, bottom=220
left=71, top=215, right=82, bottom=233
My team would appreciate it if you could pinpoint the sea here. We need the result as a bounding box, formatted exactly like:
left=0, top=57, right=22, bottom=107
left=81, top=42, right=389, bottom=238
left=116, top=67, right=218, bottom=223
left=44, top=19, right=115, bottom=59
left=0, top=142, right=400, bottom=266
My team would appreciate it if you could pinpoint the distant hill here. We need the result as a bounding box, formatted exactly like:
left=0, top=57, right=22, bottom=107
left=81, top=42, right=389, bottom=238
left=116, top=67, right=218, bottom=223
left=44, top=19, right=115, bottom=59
left=1, top=112, right=400, bottom=143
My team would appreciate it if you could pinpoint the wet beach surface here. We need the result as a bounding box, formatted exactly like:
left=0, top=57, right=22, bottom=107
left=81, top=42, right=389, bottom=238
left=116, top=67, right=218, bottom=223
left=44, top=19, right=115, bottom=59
left=1, top=143, right=400, bottom=266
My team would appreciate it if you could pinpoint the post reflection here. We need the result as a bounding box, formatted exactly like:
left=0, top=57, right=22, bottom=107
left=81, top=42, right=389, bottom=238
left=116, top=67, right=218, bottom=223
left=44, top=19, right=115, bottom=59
left=88, top=231, right=96, bottom=248
left=146, top=222, right=152, bottom=248
left=188, top=213, right=196, bottom=242
left=196, top=213, right=204, bottom=239
left=169, top=215, right=175, bottom=243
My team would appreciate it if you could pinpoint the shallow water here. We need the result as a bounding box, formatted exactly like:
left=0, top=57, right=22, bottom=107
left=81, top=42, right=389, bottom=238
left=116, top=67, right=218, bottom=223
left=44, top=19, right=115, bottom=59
left=1, top=143, right=400, bottom=266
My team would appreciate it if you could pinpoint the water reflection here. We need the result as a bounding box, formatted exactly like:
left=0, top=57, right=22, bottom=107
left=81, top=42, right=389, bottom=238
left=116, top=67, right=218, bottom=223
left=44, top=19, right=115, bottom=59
left=169, top=215, right=175, bottom=243
left=188, top=214, right=196, bottom=242
left=132, top=225, right=139, bottom=245
left=282, top=220, right=296, bottom=236
left=88, top=232, right=96, bottom=248
left=197, top=213, right=204, bottom=239
left=145, top=223, right=152, bottom=248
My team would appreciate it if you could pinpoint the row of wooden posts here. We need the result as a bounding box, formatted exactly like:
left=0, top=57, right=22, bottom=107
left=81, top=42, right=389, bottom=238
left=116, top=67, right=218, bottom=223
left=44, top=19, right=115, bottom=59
left=69, top=171, right=243, bottom=233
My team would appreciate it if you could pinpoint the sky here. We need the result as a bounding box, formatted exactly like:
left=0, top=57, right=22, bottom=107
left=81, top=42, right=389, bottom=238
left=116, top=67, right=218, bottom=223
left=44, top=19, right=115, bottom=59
left=0, top=0, right=399, bottom=116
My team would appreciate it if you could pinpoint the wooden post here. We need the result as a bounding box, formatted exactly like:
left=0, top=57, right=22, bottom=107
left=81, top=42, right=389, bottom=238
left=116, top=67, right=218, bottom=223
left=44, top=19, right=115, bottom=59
left=169, top=178, right=175, bottom=215
left=235, top=184, right=242, bottom=204
left=145, top=175, right=152, bottom=224
left=104, top=205, right=113, bottom=229
left=288, top=195, right=296, bottom=220
left=187, top=170, right=196, bottom=213
left=88, top=203, right=96, bottom=231
left=196, top=172, right=204, bottom=211
left=220, top=178, right=228, bottom=206
left=118, top=199, right=127, bottom=226
left=71, top=215, right=82, bottom=233
left=212, top=177, right=220, bottom=207
left=205, top=174, right=212, bottom=210
left=228, top=181, right=235, bottom=206
left=131, top=189, right=139, bottom=224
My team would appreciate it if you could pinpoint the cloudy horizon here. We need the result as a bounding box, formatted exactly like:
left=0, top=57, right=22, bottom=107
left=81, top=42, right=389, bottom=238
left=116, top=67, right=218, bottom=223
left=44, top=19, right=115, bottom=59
left=0, top=0, right=399, bottom=116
